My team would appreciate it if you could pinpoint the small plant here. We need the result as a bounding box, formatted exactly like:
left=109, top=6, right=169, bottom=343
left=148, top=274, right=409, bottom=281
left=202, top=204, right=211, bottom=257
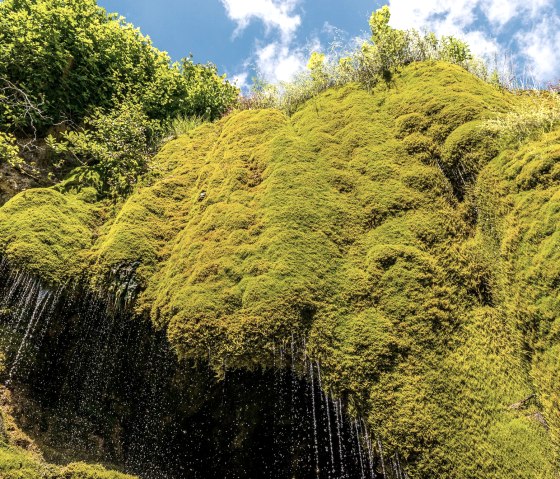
left=240, top=5, right=496, bottom=116
left=486, top=92, right=560, bottom=145
left=0, top=131, right=19, bottom=167
left=47, top=100, right=161, bottom=200
left=167, top=115, right=203, bottom=139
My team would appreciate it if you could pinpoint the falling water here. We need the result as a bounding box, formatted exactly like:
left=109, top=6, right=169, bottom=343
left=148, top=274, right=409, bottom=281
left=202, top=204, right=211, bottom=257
left=355, top=420, right=366, bottom=479
left=309, top=361, right=320, bottom=477
left=334, top=399, right=346, bottom=479
left=8, top=287, right=50, bottom=381
left=316, top=363, right=335, bottom=476
left=0, top=259, right=408, bottom=479
left=363, top=420, right=376, bottom=479
left=378, top=437, right=387, bottom=479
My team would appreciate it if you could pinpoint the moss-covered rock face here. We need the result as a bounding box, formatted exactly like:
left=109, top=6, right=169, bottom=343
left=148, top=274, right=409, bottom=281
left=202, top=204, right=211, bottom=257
left=0, top=61, right=558, bottom=478
left=0, top=189, right=99, bottom=284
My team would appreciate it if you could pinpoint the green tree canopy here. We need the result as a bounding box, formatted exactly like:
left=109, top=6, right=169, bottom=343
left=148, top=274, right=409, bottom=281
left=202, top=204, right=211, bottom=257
left=0, top=0, right=238, bottom=133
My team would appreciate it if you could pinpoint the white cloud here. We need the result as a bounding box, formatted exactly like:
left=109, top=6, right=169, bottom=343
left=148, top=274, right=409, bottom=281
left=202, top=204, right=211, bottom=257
left=462, top=30, right=499, bottom=58
left=517, top=16, right=560, bottom=84
left=387, top=0, right=560, bottom=83
left=223, top=0, right=559, bottom=86
left=231, top=72, right=249, bottom=90
left=252, top=36, right=321, bottom=84
left=221, top=0, right=314, bottom=84
left=254, top=42, right=306, bottom=83
left=220, top=0, right=301, bottom=43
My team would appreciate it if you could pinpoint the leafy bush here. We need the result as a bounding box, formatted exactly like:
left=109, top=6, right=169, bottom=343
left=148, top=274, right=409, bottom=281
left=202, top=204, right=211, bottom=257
left=0, top=0, right=238, bottom=134
left=0, top=0, right=239, bottom=199
left=241, top=6, right=490, bottom=115
left=180, top=57, right=239, bottom=121
left=0, top=132, right=19, bottom=167
left=47, top=100, right=160, bottom=199
left=368, top=5, right=408, bottom=75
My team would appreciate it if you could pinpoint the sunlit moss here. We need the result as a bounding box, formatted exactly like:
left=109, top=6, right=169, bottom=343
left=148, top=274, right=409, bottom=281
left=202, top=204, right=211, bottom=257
left=0, top=61, right=557, bottom=478
left=0, top=189, right=98, bottom=284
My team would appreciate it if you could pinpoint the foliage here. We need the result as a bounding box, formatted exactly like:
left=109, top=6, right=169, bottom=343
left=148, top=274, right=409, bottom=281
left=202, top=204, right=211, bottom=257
left=0, top=77, right=48, bottom=134
left=241, top=6, right=489, bottom=115
left=0, top=132, right=19, bottom=167
left=368, top=5, right=408, bottom=74
left=180, top=57, right=239, bottom=121
left=0, top=57, right=558, bottom=479
left=0, top=0, right=238, bottom=181
left=438, top=36, right=472, bottom=64
left=1, top=1, right=557, bottom=478
left=0, top=0, right=238, bottom=134
left=0, top=445, right=51, bottom=479
left=166, top=114, right=204, bottom=140
left=307, top=52, right=329, bottom=89
left=485, top=91, right=560, bottom=146
left=47, top=100, right=161, bottom=199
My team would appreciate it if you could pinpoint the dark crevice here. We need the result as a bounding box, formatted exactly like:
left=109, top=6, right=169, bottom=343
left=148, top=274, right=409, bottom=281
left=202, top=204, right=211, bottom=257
left=0, top=259, right=406, bottom=479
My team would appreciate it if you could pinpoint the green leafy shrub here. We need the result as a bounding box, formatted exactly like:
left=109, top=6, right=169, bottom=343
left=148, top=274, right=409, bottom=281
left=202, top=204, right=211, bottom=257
left=368, top=5, right=408, bottom=75
left=47, top=100, right=160, bottom=199
left=438, top=36, right=472, bottom=65
left=180, top=57, right=239, bottom=121
left=0, top=0, right=239, bottom=203
left=241, top=6, right=492, bottom=115
left=0, top=132, right=19, bottom=166
left=0, top=0, right=238, bottom=133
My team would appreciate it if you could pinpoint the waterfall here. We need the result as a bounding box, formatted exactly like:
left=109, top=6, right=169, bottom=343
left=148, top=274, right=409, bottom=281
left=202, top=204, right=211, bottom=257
left=0, top=259, right=408, bottom=479
left=8, top=287, right=51, bottom=381
left=309, top=361, right=321, bottom=477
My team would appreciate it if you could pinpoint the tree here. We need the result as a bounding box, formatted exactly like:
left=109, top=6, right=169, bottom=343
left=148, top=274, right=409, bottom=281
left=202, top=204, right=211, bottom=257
left=439, top=36, right=472, bottom=65
left=368, top=5, right=408, bottom=75
left=180, top=57, right=239, bottom=121
left=307, top=52, right=328, bottom=89
left=0, top=0, right=238, bottom=133
left=47, top=100, right=160, bottom=199
left=0, top=0, right=239, bottom=199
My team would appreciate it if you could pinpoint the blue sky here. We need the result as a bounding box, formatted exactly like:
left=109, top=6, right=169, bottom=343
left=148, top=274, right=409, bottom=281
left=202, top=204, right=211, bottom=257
left=97, top=0, right=560, bottom=88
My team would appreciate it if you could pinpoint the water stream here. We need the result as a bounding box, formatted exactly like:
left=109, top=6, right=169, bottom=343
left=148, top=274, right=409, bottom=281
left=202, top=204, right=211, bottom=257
left=0, top=259, right=407, bottom=479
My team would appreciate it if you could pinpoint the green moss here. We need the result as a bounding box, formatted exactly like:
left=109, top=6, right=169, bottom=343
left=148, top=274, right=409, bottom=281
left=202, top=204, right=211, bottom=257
left=0, top=445, right=138, bottom=479
left=0, top=61, right=557, bottom=478
left=57, top=463, right=137, bottom=479
left=0, top=189, right=98, bottom=284
left=475, top=126, right=560, bottom=467
left=394, top=112, right=429, bottom=138
left=0, top=445, right=51, bottom=479
left=441, top=119, right=499, bottom=189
